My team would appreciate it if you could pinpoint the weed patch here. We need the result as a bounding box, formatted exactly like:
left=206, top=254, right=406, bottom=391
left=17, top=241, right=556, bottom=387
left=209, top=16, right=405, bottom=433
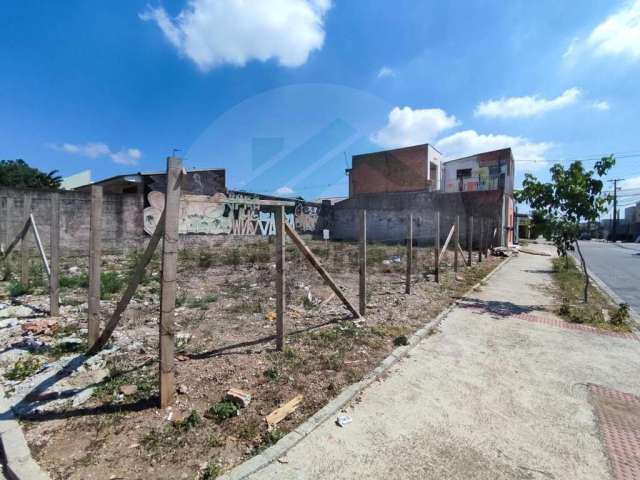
left=551, top=257, right=630, bottom=331
left=208, top=401, right=238, bottom=421
left=5, top=356, right=42, bottom=381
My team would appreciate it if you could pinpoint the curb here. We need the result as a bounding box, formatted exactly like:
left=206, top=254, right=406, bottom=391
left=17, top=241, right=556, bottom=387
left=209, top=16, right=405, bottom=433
left=0, top=394, right=49, bottom=480
left=219, top=255, right=514, bottom=480
left=574, top=255, right=640, bottom=335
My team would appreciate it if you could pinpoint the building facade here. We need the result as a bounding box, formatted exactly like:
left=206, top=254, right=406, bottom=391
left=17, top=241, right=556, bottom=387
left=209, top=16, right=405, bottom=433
left=347, top=144, right=442, bottom=196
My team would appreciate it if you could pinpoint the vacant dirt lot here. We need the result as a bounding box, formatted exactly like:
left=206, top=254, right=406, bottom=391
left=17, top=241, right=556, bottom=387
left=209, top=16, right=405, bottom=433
left=0, top=238, right=501, bottom=479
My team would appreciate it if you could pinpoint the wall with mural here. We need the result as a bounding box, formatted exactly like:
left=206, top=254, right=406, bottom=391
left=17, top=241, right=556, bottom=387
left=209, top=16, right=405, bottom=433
left=143, top=191, right=320, bottom=237
left=441, top=149, right=514, bottom=194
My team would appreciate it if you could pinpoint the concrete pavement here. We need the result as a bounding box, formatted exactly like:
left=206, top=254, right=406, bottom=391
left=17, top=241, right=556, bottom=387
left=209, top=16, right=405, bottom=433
left=577, top=241, right=640, bottom=313
left=247, top=245, right=640, bottom=480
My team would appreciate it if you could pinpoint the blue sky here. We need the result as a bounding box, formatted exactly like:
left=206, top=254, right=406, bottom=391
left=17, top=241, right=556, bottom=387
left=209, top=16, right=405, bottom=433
left=2, top=0, right=640, bottom=208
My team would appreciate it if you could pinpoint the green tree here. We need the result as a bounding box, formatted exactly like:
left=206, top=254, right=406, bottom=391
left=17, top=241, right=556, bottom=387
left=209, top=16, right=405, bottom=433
left=0, top=159, right=62, bottom=190
left=515, top=156, right=615, bottom=302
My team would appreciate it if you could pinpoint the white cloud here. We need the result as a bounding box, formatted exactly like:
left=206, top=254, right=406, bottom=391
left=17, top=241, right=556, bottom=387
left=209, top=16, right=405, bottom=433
left=274, top=186, right=294, bottom=195
left=370, top=106, right=459, bottom=148
left=591, top=100, right=610, bottom=111
left=474, top=88, right=581, bottom=118
left=48, top=143, right=142, bottom=166
left=435, top=130, right=552, bottom=170
left=565, top=0, right=640, bottom=61
left=587, top=0, right=640, bottom=59
left=110, top=148, right=142, bottom=166
left=621, top=176, right=640, bottom=190
left=376, top=66, right=396, bottom=79
left=140, top=0, right=332, bottom=71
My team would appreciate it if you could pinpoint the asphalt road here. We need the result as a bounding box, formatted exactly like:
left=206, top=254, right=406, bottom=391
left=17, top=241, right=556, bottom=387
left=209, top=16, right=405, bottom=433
left=577, top=241, right=640, bottom=313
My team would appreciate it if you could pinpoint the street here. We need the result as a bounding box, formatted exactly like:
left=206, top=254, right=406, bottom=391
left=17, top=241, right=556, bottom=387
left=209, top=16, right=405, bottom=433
left=577, top=241, right=640, bottom=314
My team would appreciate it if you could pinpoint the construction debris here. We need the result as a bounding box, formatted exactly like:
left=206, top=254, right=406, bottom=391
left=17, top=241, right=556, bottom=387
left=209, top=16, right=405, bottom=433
left=225, top=388, right=252, bottom=408
left=491, top=247, right=517, bottom=257
left=519, top=248, right=551, bottom=257
left=336, top=414, right=353, bottom=427
left=266, top=394, right=303, bottom=428
left=119, top=384, right=138, bottom=396
left=22, top=318, right=58, bottom=335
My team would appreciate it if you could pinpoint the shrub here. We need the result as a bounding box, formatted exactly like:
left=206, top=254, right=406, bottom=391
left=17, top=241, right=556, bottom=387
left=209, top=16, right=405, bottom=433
left=208, top=401, right=238, bottom=421
left=60, top=273, right=89, bottom=289
left=101, top=271, right=126, bottom=299
left=264, top=367, right=280, bottom=381
left=201, top=460, right=223, bottom=480
left=263, top=429, right=285, bottom=446
left=393, top=335, right=409, bottom=346
left=176, top=410, right=202, bottom=432
left=8, top=279, right=30, bottom=297
left=611, top=303, right=630, bottom=326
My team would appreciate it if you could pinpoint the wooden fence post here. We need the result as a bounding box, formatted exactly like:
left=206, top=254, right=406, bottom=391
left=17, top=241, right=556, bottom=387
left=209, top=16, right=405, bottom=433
left=359, top=210, right=367, bottom=316
left=434, top=211, right=440, bottom=283
left=88, top=185, right=103, bottom=348
left=2, top=197, right=11, bottom=253
left=20, top=195, right=31, bottom=287
left=159, top=157, right=182, bottom=408
left=275, top=205, right=286, bottom=351
left=405, top=213, right=413, bottom=294
left=454, top=215, right=460, bottom=272
left=50, top=193, right=60, bottom=316
left=467, top=215, right=473, bottom=266
left=478, top=219, right=484, bottom=263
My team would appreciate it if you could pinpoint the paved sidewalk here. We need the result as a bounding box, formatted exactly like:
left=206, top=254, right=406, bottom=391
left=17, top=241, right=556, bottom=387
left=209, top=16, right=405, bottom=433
left=248, top=245, right=640, bottom=480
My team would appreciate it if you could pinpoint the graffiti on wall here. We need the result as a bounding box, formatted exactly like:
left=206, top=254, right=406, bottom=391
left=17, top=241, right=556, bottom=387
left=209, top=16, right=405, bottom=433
left=143, top=192, right=319, bottom=236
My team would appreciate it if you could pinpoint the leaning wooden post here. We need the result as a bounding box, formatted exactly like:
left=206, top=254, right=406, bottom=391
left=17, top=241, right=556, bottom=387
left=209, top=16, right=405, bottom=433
left=467, top=215, right=473, bottom=266
left=454, top=215, right=460, bottom=272
left=49, top=193, right=60, bottom=316
left=20, top=195, right=31, bottom=287
left=405, top=213, right=413, bottom=294
left=159, top=157, right=182, bottom=409
left=434, top=211, right=440, bottom=283
left=88, top=185, right=103, bottom=348
left=359, top=209, right=367, bottom=316
left=275, top=205, right=286, bottom=351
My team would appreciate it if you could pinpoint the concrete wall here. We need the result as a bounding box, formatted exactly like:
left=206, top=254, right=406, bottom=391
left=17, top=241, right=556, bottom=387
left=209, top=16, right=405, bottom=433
left=324, top=190, right=505, bottom=245
left=0, top=187, right=322, bottom=256
left=0, top=187, right=143, bottom=255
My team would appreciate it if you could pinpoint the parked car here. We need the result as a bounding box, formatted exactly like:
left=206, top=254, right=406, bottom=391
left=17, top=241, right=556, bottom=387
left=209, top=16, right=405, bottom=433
left=579, top=233, right=592, bottom=240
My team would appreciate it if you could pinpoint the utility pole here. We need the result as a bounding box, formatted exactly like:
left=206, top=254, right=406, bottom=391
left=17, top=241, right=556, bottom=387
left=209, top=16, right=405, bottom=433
left=608, top=179, right=624, bottom=242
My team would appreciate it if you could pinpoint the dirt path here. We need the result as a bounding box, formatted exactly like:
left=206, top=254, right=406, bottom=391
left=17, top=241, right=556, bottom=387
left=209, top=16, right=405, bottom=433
left=247, top=245, right=640, bottom=480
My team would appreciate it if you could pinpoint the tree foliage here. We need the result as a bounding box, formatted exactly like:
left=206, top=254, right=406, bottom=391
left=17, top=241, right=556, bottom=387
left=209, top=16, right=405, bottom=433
left=0, top=159, right=62, bottom=190
left=515, top=156, right=615, bottom=302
